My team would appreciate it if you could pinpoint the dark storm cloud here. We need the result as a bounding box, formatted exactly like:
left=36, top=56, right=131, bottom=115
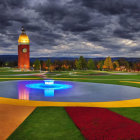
left=76, top=0, right=140, bottom=40
left=25, top=24, right=42, bottom=32
left=0, top=0, right=140, bottom=57
left=81, top=33, right=101, bottom=42
left=78, top=0, right=140, bottom=15
left=0, top=0, right=26, bottom=8
left=113, top=29, right=133, bottom=39
left=36, top=1, right=67, bottom=24
left=36, top=0, right=92, bottom=33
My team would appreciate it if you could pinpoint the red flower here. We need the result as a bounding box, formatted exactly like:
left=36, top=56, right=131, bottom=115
left=65, top=107, right=140, bottom=140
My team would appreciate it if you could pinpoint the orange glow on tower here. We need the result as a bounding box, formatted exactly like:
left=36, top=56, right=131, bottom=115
left=18, top=27, right=30, bottom=70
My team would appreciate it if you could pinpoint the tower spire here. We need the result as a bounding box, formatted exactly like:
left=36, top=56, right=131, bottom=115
left=18, top=26, right=29, bottom=45
left=21, top=26, right=25, bottom=34
left=18, top=27, right=30, bottom=70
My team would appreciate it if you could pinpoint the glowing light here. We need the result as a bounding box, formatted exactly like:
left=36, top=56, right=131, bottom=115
left=26, top=83, right=72, bottom=90
left=18, top=34, right=30, bottom=45
left=44, top=89, right=54, bottom=97
left=44, top=80, right=54, bottom=85
left=26, top=80, right=72, bottom=91
left=18, top=82, right=29, bottom=100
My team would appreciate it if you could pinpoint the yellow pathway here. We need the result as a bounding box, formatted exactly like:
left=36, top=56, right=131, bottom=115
left=0, top=104, right=35, bottom=140
left=1, top=97, right=140, bottom=108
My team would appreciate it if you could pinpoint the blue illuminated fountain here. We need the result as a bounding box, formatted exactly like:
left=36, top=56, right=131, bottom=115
left=26, top=80, right=72, bottom=96
left=1, top=79, right=140, bottom=102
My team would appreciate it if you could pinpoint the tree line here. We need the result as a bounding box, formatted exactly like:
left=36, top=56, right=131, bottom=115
left=33, top=56, right=140, bottom=72
left=1, top=56, right=140, bottom=72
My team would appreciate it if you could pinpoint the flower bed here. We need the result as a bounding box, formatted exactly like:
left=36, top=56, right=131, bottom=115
left=65, top=107, right=140, bottom=140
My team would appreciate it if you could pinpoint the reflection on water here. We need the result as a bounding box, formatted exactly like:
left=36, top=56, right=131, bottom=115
left=44, top=89, right=54, bottom=97
left=18, top=80, right=72, bottom=100
left=18, top=82, right=29, bottom=100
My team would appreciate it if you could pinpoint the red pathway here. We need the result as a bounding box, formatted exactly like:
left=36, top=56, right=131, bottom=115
left=65, top=107, right=140, bottom=140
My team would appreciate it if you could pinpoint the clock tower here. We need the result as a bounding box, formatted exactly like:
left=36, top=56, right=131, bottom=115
left=18, top=27, right=30, bottom=70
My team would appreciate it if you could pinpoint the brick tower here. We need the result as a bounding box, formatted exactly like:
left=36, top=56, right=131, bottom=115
left=18, top=27, right=30, bottom=70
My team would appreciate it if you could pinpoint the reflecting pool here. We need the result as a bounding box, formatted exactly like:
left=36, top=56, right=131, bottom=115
left=0, top=80, right=140, bottom=102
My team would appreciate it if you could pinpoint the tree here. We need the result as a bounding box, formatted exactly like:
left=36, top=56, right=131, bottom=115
left=46, top=59, right=51, bottom=67
left=49, top=65, right=55, bottom=72
left=97, top=60, right=104, bottom=70
left=33, top=59, right=41, bottom=70
left=61, top=64, right=70, bottom=70
left=75, top=56, right=87, bottom=70
left=113, top=60, right=119, bottom=70
left=103, top=56, right=113, bottom=70
left=42, top=61, right=47, bottom=71
left=87, top=59, right=96, bottom=70
left=40, top=60, right=44, bottom=70
left=132, top=62, right=140, bottom=71
left=79, top=56, right=87, bottom=69
left=118, top=58, right=129, bottom=69
left=75, top=59, right=81, bottom=70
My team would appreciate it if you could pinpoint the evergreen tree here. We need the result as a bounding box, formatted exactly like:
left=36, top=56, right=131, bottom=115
left=46, top=59, right=51, bottom=67
left=103, top=56, right=113, bottom=70
left=87, top=59, right=96, bottom=70
left=79, top=56, right=87, bottom=69
left=75, top=59, right=82, bottom=70
left=33, top=59, right=41, bottom=70
left=75, top=56, right=87, bottom=70
left=40, top=60, right=44, bottom=70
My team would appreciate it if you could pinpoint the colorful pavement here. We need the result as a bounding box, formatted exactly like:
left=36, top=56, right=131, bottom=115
left=0, top=104, right=35, bottom=140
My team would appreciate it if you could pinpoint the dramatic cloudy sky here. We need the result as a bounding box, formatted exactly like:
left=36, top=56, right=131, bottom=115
left=0, top=0, right=140, bottom=58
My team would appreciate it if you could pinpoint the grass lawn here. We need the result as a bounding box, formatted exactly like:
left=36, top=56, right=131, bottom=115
left=0, top=68, right=42, bottom=81
left=109, top=107, right=140, bottom=123
left=46, top=70, right=140, bottom=88
left=8, top=107, right=84, bottom=140
left=0, top=67, right=40, bottom=75
left=2, top=69, right=140, bottom=139
left=0, top=75, right=42, bottom=82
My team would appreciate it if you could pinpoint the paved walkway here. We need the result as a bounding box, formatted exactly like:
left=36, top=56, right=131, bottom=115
left=0, top=104, right=35, bottom=140
left=1, top=97, right=140, bottom=108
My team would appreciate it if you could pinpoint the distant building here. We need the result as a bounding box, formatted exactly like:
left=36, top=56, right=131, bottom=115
left=116, top=66, right=127, bottom=71
left=18, top=27, right=30, bottom=70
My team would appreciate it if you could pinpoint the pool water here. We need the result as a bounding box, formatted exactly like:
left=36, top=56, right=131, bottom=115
left=0, top=80, right=140, bottom=102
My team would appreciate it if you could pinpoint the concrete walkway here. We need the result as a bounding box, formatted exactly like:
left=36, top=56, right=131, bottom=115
left=0, top=104, right=35, bottom=140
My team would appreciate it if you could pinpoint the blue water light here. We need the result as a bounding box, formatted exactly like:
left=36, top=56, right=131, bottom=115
left=26, top=83, right=72, bottom=90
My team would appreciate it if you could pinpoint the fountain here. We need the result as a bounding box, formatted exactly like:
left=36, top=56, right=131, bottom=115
left=25, top=80, right=72, bottom=97
left=2, top=79, right=140, bottom=102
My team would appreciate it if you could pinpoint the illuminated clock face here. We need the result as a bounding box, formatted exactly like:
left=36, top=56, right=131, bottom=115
left=22, top=48, right=27, bottom=53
